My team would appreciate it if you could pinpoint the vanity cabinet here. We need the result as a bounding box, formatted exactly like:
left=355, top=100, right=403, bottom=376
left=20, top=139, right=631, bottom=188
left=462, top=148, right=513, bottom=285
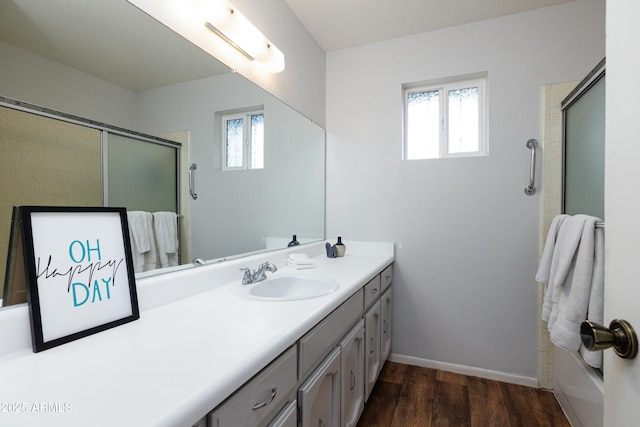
left=298, top=348, right=342, bottom=427
left=208, top=346, right=297, bottom=427
left=206, top=263, right=393, bottom=427
left=339, top=320, right=365, bottom=427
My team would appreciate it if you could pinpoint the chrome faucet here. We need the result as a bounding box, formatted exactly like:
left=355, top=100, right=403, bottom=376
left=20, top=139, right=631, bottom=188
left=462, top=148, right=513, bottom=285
left=241, top=262, right=277, bottom=284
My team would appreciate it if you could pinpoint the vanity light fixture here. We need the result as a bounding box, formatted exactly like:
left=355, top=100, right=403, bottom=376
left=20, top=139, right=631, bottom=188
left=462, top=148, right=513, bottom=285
left=205, top=2, right=285, bottom=73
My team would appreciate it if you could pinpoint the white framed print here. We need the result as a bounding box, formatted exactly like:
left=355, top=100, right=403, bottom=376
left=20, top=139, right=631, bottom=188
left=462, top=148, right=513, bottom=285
left=19, top=206, right=139, bottom=352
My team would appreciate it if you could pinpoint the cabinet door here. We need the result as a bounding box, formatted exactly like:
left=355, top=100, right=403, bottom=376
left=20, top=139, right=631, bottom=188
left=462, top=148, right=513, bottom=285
left=381, top=287, right=392, bottom=363
left=364, top=300, right=381, bottom=401
left=339, top=320, right=365, bottom=427
left=299, top=348, right=341, bottom=427
left=268, top=400, right=297, bottom=427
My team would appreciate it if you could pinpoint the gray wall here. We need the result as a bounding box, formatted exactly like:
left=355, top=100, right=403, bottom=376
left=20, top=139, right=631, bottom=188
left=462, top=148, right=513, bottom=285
left=134, top=72, right=325, bottom=260
left=0, top=40, right=137, bottom=129
left=325, top=0, right=605, bottom=380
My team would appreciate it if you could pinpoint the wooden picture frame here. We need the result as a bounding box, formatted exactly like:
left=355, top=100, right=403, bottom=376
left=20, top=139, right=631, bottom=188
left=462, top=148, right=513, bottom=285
left=19, top=206, right=139, bottom=352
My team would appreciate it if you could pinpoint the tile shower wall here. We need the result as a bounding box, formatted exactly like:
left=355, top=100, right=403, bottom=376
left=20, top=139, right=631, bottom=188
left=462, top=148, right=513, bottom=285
left=538, top=81, right=577, bottom=388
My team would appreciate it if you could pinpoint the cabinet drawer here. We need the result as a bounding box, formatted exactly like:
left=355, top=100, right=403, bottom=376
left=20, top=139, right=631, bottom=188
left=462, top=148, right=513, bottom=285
left=363, top=275, right=381, bottom=309
left=209, top=346, right=297, bottom=427
left=298, top=289, right=363, bottom=380
left=380, top=264, right=393, bottom=293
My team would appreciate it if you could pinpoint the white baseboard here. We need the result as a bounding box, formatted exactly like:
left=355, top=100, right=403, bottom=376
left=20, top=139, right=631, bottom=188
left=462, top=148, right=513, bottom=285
left=388, top=353, right=539, bottom=388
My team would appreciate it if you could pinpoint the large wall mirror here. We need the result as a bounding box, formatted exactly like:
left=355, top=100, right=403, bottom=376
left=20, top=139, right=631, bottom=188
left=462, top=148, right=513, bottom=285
left=0, top=1, right=325, bottom=305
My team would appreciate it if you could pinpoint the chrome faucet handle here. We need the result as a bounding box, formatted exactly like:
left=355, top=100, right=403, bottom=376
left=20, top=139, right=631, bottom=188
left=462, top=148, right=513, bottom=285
left=259, top=262, right=277, bottom=272
left=240, top=267, right=253, bottom=285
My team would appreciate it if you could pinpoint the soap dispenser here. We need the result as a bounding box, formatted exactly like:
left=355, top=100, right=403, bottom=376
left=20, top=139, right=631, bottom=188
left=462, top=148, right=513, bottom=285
left=288, top=235, right=300, bottom=247
left=335, top=236, right=346, bottom=257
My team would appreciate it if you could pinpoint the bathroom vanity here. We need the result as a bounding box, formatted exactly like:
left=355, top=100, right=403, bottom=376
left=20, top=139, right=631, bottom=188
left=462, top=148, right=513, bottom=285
left=0, top=241, right=393, bottom=427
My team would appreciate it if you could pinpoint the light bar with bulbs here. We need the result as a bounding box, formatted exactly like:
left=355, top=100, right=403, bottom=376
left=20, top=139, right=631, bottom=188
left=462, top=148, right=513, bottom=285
left=204, top=3, right=284, bottom=73
left=126, top=0, right=285, bottom=73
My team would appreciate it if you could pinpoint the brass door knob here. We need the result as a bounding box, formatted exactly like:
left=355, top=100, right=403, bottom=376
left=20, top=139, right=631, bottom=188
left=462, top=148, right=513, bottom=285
left=580, top=319, right=638, bottom=359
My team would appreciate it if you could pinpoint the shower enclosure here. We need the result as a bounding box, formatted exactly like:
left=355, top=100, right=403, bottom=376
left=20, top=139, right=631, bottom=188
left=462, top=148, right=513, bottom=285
left=538, top=58, right=605, bottom=427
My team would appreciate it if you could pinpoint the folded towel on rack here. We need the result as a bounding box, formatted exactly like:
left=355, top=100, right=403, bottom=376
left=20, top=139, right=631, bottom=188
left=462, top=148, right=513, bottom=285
left=153, top=212, right=179, bottom=268
left=536, top=214, right=569, bottom=283
left=540, top=215, right=588, bottom=326
left=286, top=253, right=315, bottom=270
left=549, top=216, right=599, bottom=351
left=153, top=212, right=178, bottom=254
left=544, top=215, right=588, bottom=328
left=537, top=214, right=605, bottom=368
left=127, top=211, right=153, bottom=253
left=127, top=211, right=157, bottom=273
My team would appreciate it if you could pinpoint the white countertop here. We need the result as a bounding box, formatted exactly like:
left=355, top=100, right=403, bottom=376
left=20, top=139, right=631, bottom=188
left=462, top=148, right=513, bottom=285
left=0, top=241, right=393, bottom=427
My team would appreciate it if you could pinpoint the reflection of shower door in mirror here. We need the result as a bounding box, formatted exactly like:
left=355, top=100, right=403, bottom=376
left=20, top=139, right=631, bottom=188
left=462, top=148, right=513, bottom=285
left=1, top=104, right=182, bottom=301
left=105, top=133, right=181, bottom=268
left=0, top=106, right=102, bottom=300
left=105, top=133, right=178, bottom=212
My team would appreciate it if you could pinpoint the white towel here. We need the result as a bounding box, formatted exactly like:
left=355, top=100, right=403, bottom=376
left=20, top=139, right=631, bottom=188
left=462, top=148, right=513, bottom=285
left=537, top=214, right=605, bottom=368
left=535, top=214, right=569, bottom=283
left=127, top=211, right=152, bottom=253
left=549, top=216, right=597, bottom=351
left=580, top=224, right=605, bottom=368
left=127, top=211, right=157, bottom=273
left=541, top=215, right=588, bottom=326
left=152, top=212, right=179, bottom=268
left=287, top=253, right=315, bottom=270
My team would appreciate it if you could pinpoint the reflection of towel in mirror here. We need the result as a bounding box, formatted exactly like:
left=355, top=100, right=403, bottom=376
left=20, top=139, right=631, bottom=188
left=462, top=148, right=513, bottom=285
left=127, top=211, right=157, bottom=272
left=153, top=212, right=179, bottom=268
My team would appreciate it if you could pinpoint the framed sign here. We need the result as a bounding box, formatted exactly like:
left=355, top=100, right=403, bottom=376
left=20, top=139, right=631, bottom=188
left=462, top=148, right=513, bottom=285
left=19, top=206, right=139, bottom=352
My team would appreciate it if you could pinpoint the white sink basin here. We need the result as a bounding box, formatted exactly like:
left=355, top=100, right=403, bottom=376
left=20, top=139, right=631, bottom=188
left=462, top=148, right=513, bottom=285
left=234, top=274, right=339, bottom=301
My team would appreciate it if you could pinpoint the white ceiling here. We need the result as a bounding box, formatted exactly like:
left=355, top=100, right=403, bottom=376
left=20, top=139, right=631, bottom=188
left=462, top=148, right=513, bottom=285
left=0, top=0, right=578, bottom=92
left=284, top=0, right=578, bottom=52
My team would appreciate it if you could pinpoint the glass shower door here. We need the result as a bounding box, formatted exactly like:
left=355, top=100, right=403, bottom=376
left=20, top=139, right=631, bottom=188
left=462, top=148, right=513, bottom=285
left=563, top=70, right=605, bottom=219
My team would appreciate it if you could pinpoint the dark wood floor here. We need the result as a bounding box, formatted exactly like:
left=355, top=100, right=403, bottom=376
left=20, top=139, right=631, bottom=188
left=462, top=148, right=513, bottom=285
left=357, top=361, right=571, bottom=427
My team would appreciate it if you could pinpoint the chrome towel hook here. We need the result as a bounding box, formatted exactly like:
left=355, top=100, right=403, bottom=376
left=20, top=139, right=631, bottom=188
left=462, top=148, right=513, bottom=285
left=524, top=139, right=539, bottom=196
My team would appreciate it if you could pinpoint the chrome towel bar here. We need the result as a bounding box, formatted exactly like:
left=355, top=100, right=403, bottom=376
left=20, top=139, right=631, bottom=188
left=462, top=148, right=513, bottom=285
left=524, top=139, right=539, bottom=196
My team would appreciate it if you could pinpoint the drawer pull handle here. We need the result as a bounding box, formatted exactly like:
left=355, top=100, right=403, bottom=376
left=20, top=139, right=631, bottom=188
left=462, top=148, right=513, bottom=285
left=383, top=319, right=387, bottom=334
left=371, top=288, right=378, bottom=295
left=252, top=387, right=277, bottom=411
left=350, top=370, right=356, bottom=390
left=369, top=337, right=375, bottom=353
